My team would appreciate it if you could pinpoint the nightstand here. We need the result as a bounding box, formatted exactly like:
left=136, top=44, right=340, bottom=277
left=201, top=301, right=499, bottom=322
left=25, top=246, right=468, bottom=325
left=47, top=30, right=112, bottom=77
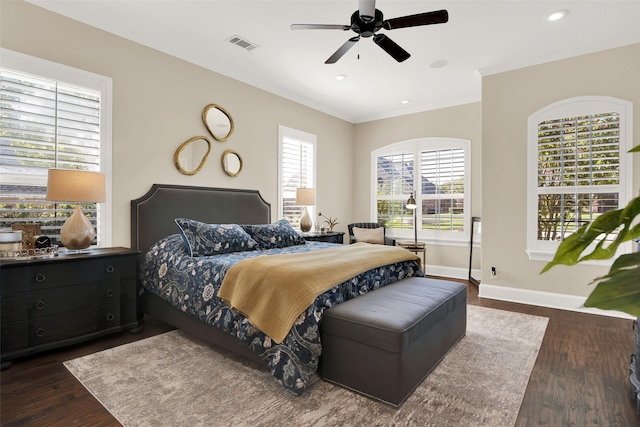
left=0, top=247, right=140, bottom=369
left=396, top=240, right=426, bottom=271
left=302, top=232, right=345, bottom=244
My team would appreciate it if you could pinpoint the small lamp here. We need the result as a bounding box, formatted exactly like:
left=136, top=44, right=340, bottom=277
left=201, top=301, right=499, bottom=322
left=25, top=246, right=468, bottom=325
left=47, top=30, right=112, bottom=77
left=46, top=169, right=106, bottom=251
left=295, top=187, right=315, bottom=233
left=406, top=192, right=418, bottom=245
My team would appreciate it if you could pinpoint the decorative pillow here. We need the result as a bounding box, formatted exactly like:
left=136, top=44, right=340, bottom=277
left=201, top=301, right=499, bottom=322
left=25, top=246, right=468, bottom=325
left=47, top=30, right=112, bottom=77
left=242, top=219, right=306, bottom=249
left=352, top=227, right=384, bottom=245
left=175, top=218, right=258, bottom=257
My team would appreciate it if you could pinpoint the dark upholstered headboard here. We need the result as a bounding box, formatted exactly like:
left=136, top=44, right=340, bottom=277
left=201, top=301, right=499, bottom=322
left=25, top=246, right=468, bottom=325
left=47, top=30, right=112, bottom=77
left=131, top=184, right=271, bottom=255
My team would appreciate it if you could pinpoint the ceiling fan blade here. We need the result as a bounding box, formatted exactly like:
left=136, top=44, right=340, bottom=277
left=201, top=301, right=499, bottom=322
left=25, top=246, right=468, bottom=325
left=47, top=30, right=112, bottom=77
left=383, top=9, right=448, bottom=30
left=358, top=0, right=376, bottom=22
left=291, top=24, right=350, bottom=30
left=373, top=34, right=410, bottom=62
left=325, top=36, right=360, bottom=64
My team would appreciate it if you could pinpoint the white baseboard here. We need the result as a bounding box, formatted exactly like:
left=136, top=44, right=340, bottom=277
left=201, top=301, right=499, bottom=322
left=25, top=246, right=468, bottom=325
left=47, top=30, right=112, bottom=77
left=426, top=265, right=478, bottom=281
left=479, top=283, right=634, bottom=320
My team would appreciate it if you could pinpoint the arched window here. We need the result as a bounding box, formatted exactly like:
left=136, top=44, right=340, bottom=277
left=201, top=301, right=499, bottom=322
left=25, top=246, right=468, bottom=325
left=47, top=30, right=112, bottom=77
left=526, top=96, right=633, bottom=261
left=372, top=138, right=471, bottom=245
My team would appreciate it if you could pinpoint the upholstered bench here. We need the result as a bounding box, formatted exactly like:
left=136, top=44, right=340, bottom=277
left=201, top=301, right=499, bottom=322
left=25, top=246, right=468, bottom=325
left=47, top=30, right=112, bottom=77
left=321, top=277, right=467, bottom=407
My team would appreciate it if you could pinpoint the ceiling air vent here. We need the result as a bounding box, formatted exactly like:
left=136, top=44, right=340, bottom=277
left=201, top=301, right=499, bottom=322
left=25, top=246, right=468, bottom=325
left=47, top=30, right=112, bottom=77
left=227, top=35, right=259, bottom=52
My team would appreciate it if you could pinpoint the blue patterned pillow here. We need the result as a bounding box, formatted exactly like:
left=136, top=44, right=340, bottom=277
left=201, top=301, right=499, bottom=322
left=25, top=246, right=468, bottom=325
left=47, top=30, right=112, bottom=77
left=242, top=220, right=306, bottom=249
left=175, top=218, right=258, bottom=257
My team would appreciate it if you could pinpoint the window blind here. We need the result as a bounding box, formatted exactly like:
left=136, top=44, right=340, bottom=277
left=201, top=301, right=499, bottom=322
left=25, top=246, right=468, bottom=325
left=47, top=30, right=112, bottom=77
left=536, top=112, right=620, bottom=241
left=0, top=68, right=102, bottom=243
left=420, top=147, right=465, bottom=232
left=280, top=135, right=314, bottom=227
left=376, top=153, right=414, bottom=229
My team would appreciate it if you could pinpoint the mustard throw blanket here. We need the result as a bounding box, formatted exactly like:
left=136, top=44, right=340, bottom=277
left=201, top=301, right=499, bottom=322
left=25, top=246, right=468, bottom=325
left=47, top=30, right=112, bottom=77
left=217, top=243, right=420, bottom=343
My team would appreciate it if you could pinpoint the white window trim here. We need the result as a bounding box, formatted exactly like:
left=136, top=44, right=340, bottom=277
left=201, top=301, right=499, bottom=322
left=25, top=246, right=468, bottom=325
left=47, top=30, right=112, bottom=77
left=526, top=96, right=633, bottom=263
left=277, top=125, right=317, bottom=222
left=371, top=137, right=471, bottom=247
left=1, top=48, right=113, bottom=247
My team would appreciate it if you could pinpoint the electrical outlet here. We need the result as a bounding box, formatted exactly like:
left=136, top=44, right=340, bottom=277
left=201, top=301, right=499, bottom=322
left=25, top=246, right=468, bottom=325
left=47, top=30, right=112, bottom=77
left=491, top=267, right=497, bottom=278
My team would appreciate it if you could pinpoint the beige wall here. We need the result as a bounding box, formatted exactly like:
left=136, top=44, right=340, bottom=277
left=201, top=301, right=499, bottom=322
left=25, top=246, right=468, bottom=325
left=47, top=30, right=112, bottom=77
left=3, top=1, right=639, bottom=304
left=353, top=103, right=483, bottom=273
left=0, top=1, right=354, bottom=247
left=481, top=43, right=640, bottom=299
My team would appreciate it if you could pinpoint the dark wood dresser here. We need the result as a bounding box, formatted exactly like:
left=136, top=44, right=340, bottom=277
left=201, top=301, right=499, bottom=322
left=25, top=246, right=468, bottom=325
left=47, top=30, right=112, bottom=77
left=302, top=232, right=345, bottom=244
left=0, top=247, right=140, bottom=369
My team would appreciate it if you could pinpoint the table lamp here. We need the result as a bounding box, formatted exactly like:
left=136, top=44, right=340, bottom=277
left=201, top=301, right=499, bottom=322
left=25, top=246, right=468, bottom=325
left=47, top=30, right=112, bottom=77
left=406, top=192, right=418, bottom=245
left=295, top=187, right=315, bottom=232
left=46, top=169, right=106, bottom=250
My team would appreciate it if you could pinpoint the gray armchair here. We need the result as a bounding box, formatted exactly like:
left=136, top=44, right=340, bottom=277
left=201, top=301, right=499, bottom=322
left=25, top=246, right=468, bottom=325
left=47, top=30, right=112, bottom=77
left=347, top=222, right=396, bottom=246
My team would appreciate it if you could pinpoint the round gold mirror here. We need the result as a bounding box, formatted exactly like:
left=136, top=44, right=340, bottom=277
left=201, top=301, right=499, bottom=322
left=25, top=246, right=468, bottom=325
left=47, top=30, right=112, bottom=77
left=202, top=104, right=234, bottom=142
left=221, top=149, right=243, bottom=177
left=174, top=136, right=211, bottom=175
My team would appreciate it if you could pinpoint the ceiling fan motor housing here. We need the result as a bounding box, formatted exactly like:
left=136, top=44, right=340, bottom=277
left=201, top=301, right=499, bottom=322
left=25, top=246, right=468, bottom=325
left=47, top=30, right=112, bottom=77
left=351, top=9, right=383, bottom=37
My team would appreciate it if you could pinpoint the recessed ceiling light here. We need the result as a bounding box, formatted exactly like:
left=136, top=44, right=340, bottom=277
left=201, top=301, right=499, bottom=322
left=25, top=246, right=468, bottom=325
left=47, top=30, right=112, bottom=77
left=429, top=59, right=449, bottom=69
left=401, top=99, right=411, bottom=104
left=546, top=9, right=569, bottom=21
left=335, top=74, right=347, bottom=81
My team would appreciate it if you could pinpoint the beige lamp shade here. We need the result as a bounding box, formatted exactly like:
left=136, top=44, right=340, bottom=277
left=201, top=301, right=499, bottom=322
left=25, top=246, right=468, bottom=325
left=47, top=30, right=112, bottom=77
left=46, top=169, right=106, bottom=250
left=46, top=169, right=106, bottom=203
left=295, top=187, right=315, bottom=206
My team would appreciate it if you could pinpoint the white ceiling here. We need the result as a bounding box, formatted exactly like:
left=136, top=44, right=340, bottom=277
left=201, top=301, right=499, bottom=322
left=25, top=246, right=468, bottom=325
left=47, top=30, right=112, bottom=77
left=27, top=0, right=640, bottom=123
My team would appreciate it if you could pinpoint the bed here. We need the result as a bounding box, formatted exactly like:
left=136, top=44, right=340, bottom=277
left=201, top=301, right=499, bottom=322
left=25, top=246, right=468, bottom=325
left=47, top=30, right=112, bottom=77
left=131, top=184, right=423, bottom=395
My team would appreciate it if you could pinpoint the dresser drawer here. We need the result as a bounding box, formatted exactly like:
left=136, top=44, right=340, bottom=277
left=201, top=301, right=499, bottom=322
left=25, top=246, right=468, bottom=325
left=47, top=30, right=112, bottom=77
left=0, top=322, right=27, bottom=355
left=27, top=280, right=121, bottom=319
left=28, top=305, right=121, bottom=347
left=1, top=258, right=126, bottom=294
left=1, top=294, right=28, bottom=323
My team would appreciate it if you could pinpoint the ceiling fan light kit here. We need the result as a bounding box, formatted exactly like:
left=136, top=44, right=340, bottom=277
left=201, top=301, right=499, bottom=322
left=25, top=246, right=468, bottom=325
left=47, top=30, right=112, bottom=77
left=291, top=0, right=448, bottom=64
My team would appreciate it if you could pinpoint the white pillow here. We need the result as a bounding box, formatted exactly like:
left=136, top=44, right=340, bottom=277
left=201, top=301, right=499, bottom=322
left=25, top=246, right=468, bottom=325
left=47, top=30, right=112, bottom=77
left=352, top=227, right=384, bottom=245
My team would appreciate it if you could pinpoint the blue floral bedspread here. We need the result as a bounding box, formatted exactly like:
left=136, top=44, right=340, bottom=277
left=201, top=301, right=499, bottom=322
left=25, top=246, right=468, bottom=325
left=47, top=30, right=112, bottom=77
left=139, top=234, right=424, bottom=395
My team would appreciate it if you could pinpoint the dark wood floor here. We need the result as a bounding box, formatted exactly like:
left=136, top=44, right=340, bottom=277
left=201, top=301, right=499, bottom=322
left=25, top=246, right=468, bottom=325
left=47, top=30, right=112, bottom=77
left=2, top=281, right=639, bottom=426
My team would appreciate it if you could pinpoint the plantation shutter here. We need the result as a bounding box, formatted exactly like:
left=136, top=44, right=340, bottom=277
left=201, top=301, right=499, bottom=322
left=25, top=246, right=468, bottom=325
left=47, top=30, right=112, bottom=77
left=375, top=152, right=414, bottom=229
left=0, top=68, right=102, bottom=243
left=280, top=134, right=314, bottom=228
left=536, top=112, right=620, bottom=241
left=420, top=147, right=466, bottom=232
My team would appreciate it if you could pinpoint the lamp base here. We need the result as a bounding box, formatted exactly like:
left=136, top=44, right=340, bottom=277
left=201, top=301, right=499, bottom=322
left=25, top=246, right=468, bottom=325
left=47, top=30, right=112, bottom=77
left=60, top=205, right=96, bottom=250
left=299, top=207, right=312, bottom=232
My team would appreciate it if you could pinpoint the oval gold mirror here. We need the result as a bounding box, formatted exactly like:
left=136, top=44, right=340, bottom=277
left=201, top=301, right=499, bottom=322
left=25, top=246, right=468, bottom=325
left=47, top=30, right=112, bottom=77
left=221, top=149, right=243, bottom=177
left=203, top=104, right=234, bottom=142
left=174, top=136, right=211, bottom=175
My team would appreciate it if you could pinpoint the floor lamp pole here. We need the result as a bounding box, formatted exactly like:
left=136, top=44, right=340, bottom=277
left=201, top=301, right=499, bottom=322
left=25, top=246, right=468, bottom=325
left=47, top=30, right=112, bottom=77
left=414, top=208, right=417, bottom=245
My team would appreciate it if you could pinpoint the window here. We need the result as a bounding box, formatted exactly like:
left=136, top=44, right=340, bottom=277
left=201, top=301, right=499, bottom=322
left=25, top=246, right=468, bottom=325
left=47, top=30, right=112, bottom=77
left=373, top=138, right=471, bottom=245
left=278, top=125, right=316, bottom=228
left=527, top=96, right=633, bottom=261
left=0, top=49, right=112, bottom=247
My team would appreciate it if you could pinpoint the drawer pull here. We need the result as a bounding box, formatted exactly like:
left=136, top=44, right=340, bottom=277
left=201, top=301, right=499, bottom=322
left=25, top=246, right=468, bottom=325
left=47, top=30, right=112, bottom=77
left=35, top=300, right=45, bottom=310
left=35, top=328, right=45, bottom=337
left=106, top=313, right=115, bottom=321
left=35, top=273, right=46, bottom=282
left=106, top=289, right=114, bottom=298
left=106, top=265, right=115, bottom=273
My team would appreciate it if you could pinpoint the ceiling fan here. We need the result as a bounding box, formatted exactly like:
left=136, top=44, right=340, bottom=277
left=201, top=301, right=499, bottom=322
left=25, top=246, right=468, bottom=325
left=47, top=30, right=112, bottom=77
left=290, top=0, right=448, bottom=64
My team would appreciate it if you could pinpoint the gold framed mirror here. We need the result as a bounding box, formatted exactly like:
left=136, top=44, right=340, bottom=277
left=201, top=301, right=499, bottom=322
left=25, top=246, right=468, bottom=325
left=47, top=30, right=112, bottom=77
left=174, top=136, right=211, bottom=175
left=202, top=104, right=234, bottom=142
left=221, top=149, right=243, bottom=177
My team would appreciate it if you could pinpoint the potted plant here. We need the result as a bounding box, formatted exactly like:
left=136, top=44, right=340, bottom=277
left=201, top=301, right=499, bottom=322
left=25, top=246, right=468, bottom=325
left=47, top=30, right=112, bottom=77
left=318, top=212, right=339, bottom=233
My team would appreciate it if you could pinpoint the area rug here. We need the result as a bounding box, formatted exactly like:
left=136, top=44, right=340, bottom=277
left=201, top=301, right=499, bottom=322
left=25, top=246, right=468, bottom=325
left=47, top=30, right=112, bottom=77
left=64, top=305, right=548, bottom=427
